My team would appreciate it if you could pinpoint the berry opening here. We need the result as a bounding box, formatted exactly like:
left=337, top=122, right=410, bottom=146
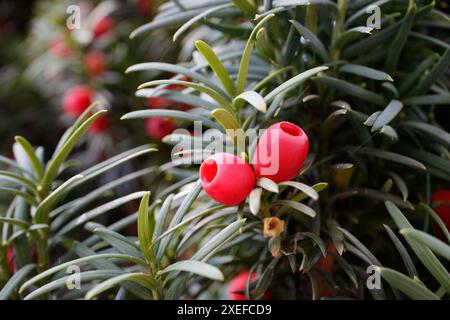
left=268, top=220, right=277, bottom=230
left=200, top=159, right=218, bottom=184
left=280, top=122, right=301, bottom=136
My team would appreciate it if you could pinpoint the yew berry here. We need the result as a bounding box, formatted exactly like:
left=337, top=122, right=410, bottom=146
left=136, top=0, right=153, bottom=16
left=89, top=115, right=109, bottom=134
left=180, top=103, right=193, bottom=111
left=314, top=244, right=337, bottom=298
left=49, top=39, right=72, bottom=58
left=6, top=246, right=15, bottom=274
left=316, top=244, right=337, bottom=274
left=147, top=97, right=173, bottom=109
left=93, top=17, right=114, bottom=39
left=227, top=270, right=270, bottom=300
left=31, top=245, right=38, bottom=263
left=252, top=121, right=309, bottom=183
left=146, top=79, right=193, bottom=110
left=200, top=153, right=255, bottom=206
left=145, top=117, right=176, bottom=140
left=62, top=86, right=93, bottom=117
left=84, top=51, right=106, bottom=77
left=228, top=270, right=256, bottom=300
left=0, top=18, right=13, bottom=38
left=167, top=79, right=190, bottom=91
left=431, top=189, right=450, bottom=238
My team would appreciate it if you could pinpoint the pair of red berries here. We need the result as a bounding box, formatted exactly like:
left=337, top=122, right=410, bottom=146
left=200, top=121, right=309, bottom=205
left=62, top=85, right=108, bottom=134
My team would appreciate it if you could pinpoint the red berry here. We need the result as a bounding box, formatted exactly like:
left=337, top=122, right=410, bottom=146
left=0, top=18, right=14, bottom=38
left=166, top=83, right=185, bottom=91
left=62, top=86, right=93, bottom=117
left=314, top=244, right=337, bottom=298
left=228, top=270, right=256, bottom=300
left=200, top=153, right=255, bottom=205
left=316, top=244, right=337, bottom=274
left=89, top=115, right=109, bottom=134
left=145, top=117, right=176, bottom=140
left=252, top=121, right=309, bottom=183
left=136, top=0, right=153, bottom=16
left=93, top=17, right=114, bottom=39
left=31, top=245, right=38, bottom=263
left=49, top=39, right=72, bottom=58
left=84, top=51, right=106, bottom=77
left=6, top=246, right=15, bottom=274
left=147, top=97, right=173, bottom=109
left=180, top=103, right=193, bottom=111
left=145, top=77, right=194, bottom=110
left=431, top=189, right=450, bottom=239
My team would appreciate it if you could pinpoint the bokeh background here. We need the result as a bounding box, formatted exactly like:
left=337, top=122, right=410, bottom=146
left=0, top=0, right=188, bottom=235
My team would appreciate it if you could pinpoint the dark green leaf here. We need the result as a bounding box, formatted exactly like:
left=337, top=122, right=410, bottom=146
left=275, top=200, right=316, bottom=218
left=400, top=229, right=450, bottom=261
left=383, top=224, right=418, bottom=278
left=85, top=273, right=157, bottom=300
left=136, top=80, right=231, bottom=111
left=403, top=94, right=450, bottom=105
left=372, top=100, right=403, bottom=131
left=290, top=20, right=329, bottom=62
left=20, top=253, right=146, bottom=293
left=384, top=4, right=416, bottom=73
left=339, top=64, right=393, bottom=81
left=314, top=75, right=386, bottom=106
left=0, top=264, right=36, bottom=300
left=265, top=66, right=328, bottom=102
left=409, top=48, right=450, bottom=96
left=354, top=147, right=426, bottom=171
left=173, top=3, right=233, bottom=41
left=160, top=260, right=224, bottom=281
left=122, top=109, right=222, bottom=130
left=385, top=201, right=450, bottom=293
left=375, top=266, right=439, bottom=300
